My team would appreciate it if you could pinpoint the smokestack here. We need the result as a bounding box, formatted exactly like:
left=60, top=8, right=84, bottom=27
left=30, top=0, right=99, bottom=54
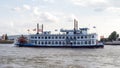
left=41, top=24, right=43, bottom=33
left=74, top=19, right=78, bottom=34
left=37, top=23, right=39, bottom=34
left=74, top=19, right=78, bottom=30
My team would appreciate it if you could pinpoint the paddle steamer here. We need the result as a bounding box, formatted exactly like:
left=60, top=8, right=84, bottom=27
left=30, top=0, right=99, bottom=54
left=15, top=20, right=104, bottom=48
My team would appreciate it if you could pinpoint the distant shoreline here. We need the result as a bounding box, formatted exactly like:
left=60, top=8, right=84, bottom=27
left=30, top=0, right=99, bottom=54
left=105, top=41, right=120, bottom=45
left=0, top=40, right=14, bottom=44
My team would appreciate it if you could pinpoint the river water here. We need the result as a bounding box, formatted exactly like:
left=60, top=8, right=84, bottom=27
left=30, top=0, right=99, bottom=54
left=0, top=44, right=120, bottom=68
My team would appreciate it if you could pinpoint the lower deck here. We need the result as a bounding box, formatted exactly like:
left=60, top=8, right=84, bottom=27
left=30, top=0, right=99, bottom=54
left=15, top=43, right=104, bottom=48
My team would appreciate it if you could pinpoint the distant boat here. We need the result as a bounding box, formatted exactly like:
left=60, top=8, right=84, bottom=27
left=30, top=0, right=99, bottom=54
left=15, top=20, right=104, bottom=48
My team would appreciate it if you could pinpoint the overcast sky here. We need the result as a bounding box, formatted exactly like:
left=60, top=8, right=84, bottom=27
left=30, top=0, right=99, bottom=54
left=0, top=0, right=120, bottom=38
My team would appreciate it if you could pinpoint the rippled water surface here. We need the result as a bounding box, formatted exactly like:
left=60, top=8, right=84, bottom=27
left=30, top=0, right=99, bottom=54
left=0, top=44, right=120, bottom=68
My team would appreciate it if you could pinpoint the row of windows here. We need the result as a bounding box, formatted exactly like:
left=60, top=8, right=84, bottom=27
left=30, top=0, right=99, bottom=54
left=31, top=35, right=95, bottom=39
left=31, top=41, right=66, bottom=45
left=31, top=41, right=95, bottom=45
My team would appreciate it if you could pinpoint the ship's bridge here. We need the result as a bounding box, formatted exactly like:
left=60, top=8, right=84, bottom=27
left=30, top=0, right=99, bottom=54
left=79, top=28, right=89, bottom=34
left=60, top=28, right=89, bottom=35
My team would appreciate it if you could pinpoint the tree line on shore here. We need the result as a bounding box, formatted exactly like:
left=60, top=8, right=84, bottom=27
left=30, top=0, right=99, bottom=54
left=1, top=34, right=8, bottom=40
left=100, top=31, right=119, bottom=42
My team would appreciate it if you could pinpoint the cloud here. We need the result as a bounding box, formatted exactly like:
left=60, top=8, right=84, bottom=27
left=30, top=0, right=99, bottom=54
left=109, top=0, right=120, bottom=7
left=33, top=7, right=41, bottom=15
left=12, top=3, right=78, bottom=24
left=71, top=0, right=120, bottom=13
left=41, top=12, right=58, bottom=22
left=43, top=0, right=55, bottom=3
left=71, top=0, right=108, bottom=7
left=63, top=14, right=77, bottom=22
left=23, top=4, right=31, bottom=10
left=10, top=21, right=14, bottom=28
left=12, top=4, right=31, bottom=12
left=36, top=12, right=59, bottom=23
left=12, top=5, right=59, bottom=23
left=32, top=9, right=78, bottom=23
left=31, top=6, right=79, bottom=23
left=12, top=7, right=21, bottom=12
left=105, top=7, right=120, bottom=14
left=31, top=7, right=59, bottom=23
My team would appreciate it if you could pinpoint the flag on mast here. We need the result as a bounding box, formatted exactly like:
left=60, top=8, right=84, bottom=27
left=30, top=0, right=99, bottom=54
left=33, top=28, right=36, bottom=31
left=93, top=26, right=96, bottom=28
left=55, top=29, right=58, bottom=31
left=27, top=29, right=30, bottom=32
